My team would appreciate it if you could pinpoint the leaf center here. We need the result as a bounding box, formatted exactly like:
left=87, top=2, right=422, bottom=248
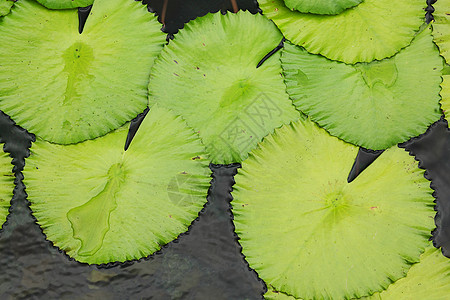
left=220, top=78, right=254, bottom=109
left=324, top=190, right=347, bottom=208
left=321, top=190, right=354, bottom=225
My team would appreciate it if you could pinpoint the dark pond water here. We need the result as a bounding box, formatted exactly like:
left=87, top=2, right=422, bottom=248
left=1, top=0, right=449, bottom=299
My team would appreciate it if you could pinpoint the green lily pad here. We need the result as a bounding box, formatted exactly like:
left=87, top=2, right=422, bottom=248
left=232, top=118, right=435, bottom=299
left=23, top=106, right=211, bottom=264
left=0, top=145, right=13, bottom=230
left=0, top=0, right=14, bottom=16
left=282, top=27, right=442, bottom=150
left=36, top=0, right=93, bottom=9
left=0, top=0, right=165, bottom=144
left=283, top=0, right=363, bottom=15
left=148, top=11, right=299, bottom=164
left=258, top=0, right=425, bottom=63
left=433, top=0, right=450, bottom=64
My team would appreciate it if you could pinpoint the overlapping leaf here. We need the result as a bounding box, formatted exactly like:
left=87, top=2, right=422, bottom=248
left=232, top=118, right=435, bottom=299
left=283, top=0, right=363, bottom=15
left=36, top=0, right=94, bottom=9
left=364, top=244, right=450, bottom=299
left=259, top=0, right=425, bottom=63
left=441, top=75, right=450, bottom=122
left=148, top=11, right=299, bottom=164
left=0, top=0, right=165, bottom=144
left=433, top=0, right=450, bottom=64
left=282, top=27, right=442, bottom=150
left=0, top=0, right=13, bottom=16
left=263, top=243, right=450, bottom=299
left=23, top=106, right=211, bottom=264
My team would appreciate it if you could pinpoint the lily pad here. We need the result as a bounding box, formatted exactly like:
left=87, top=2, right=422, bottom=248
left=36, top=0, right=93, bottom=9
left=0, top=0, right=14, bottom=16
left=283, top=0, right=363, bottom=15
left=433, top=0, right=450, bottom=64
left=0, top=0, right=165, bottom=144
left=148, top=11, right=299, bottom=164
left=281, top=27, right=442, bottom=150
left=258, top=0, right=425, bottom=63
left=232, top=118, right=435, bottom=299
left=0, top=144, right=13, bottom=230
left=23, top=106, right=211, bottom=264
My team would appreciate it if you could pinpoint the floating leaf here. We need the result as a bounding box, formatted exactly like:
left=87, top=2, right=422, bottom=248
left=0, top=0, right=13, bottom=16
left=23, top=106, right=211, bottom=264
left=258, top=0, right=425, bottom=63
left=283, top=0, right=362, bottom=15
left=232, top=118, right=435, bottom=299
left=0, top=145, right=13, bottom=230
left=36, top=0, right=93, bottom=9
left=0, top=0, right=165, bottom=144
left=148, top=11, right=299, bottom=164
left=282, top=27, right=442, bottom=150
left=433, top=0, right=450, bottom=64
